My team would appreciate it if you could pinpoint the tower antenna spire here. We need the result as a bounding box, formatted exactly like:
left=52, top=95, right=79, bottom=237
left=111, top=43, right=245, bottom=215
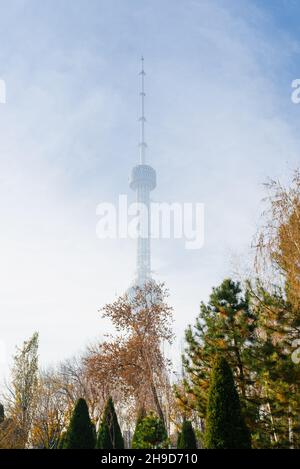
left=130, top=56, right=156, bottom=286
left=139, top=56, right=147, bottom=164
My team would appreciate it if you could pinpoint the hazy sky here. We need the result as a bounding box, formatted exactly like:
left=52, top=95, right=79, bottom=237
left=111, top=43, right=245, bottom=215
left=0, top=0, right=300, bottom=376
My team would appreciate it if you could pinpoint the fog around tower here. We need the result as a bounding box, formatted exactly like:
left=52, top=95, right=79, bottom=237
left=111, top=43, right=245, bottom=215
left=0, top=0, right=300, bottom=377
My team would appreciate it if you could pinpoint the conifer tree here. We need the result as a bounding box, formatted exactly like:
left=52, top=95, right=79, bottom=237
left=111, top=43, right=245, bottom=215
left=176, top=279, right=258, bottom=434
left=96, top=397, right=124, bottom=449
left=177, top=420, right=197, bottom=449
left=131, top=412, right=167, bottom=449
left=63, top=398, right=95, bottom=449
left=204, top=356, right=251, bottom=449
left=248, top=281, right=300, bottom=448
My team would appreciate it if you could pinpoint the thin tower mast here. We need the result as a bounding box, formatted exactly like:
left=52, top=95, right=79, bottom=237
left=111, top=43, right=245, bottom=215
left=130, top=57, right=157, bottom=286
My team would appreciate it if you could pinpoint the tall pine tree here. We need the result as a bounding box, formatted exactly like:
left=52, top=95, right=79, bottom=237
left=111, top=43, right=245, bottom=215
left=63, top=398, right=95, bottom=449
left=177, top=420, right=197, bottom=449
left=248, top=280, right=300, bottom=448
left=176, top=279, right=259, bottom=437
left=96, top=397, right=124, bottom=449
left=204, top=356, right=251, bottom=449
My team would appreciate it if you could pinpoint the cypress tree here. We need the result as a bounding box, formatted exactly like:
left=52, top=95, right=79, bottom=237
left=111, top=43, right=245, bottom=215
left=177, top=420, right=197, bottom=449
left=204, top=357, right=251, bottom=449
left=96, top=397, right=124, bottom=449
left=63, top=398, right=96, bottom=449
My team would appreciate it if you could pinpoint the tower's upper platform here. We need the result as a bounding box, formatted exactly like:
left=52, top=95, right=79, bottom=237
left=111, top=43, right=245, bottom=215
left=130, top=164, right=156, bottom=191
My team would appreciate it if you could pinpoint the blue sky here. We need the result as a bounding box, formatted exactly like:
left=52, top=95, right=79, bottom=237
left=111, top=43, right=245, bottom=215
left=0, top=0, right=300, bottom=376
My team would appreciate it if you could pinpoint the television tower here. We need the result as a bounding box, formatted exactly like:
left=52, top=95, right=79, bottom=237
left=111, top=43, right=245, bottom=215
left=130, top=57, right=156, bottom=286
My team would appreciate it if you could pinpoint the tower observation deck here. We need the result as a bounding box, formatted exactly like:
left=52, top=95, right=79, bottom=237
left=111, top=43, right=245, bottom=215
left=130, top=57, right=156, bottom=286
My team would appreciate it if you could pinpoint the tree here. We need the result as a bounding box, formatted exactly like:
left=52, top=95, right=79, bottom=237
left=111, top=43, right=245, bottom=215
left=131, top=406, right=146, bottom=447
left=86, top=281, right=174, bottom=424
left=131, top=412, right=168, bottom=449
left=176, top=279, right=258, bottom=435
left=57, top=432, right=67, bottom=449
left=63, top=398, right=95, bottom=449
left=255, top=171, right=300, bottom=310
left=29, top=370, right=68, bottom=449
left=204, top=356, right=251, bottom=449
left=0, top=418, right=25, bottom=449
left=252, top=171, right=300, bottom=448
left=4, top=332, right=39, bottom=447
left=177, top=420, right=197, bottom=449
left=29, top=355, right=113, bottom=449
left=96, top=397, right=124, bottom=449
left=57, top=356, right=102, bottom=422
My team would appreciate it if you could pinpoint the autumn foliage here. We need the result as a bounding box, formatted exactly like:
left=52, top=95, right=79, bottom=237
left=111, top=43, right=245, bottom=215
left=86, top=281, right=174, bottom=423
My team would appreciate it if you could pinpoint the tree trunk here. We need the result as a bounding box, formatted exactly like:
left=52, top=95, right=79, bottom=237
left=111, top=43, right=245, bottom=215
left=149, top=380, right=165, bottom=425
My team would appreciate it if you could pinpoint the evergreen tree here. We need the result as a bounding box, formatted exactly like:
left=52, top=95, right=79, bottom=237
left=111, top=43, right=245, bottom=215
left=96, top=397, right=124, bottom=449
left=204, top=356, right=251, bottom=449
left=132, top=412, right=167, bottom=449
left=63, top=398, right=95, bottom=449
left=248, top=280, right=300, bottom=448
left=176, top=279, right=259, bottom=437
left=177, top=420, right=197, bottom=449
